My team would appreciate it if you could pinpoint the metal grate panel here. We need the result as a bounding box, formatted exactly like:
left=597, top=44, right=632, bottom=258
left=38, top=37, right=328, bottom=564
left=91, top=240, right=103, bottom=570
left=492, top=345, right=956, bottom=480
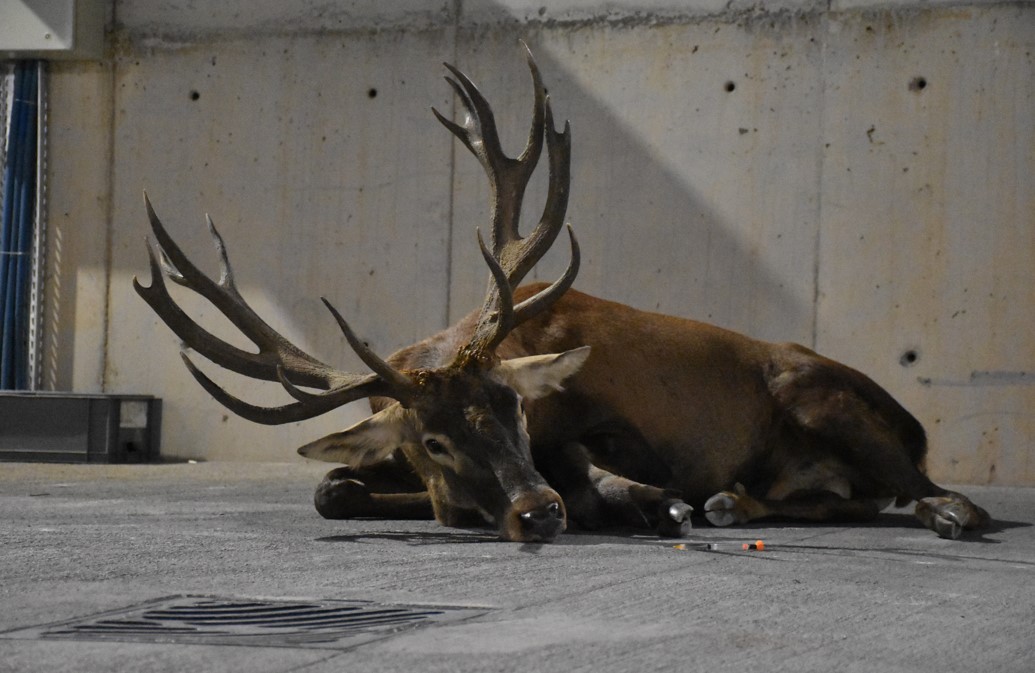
left=1, top=595, right=487, bottom=650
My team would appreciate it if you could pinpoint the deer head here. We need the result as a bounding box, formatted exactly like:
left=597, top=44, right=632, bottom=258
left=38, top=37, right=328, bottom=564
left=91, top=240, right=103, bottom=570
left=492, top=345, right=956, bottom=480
left=134, top=44, right=585, bottom=542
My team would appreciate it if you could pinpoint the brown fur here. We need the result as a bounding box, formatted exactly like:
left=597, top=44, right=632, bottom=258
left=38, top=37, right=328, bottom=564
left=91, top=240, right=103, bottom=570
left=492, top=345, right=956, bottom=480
left=338, top=283, right=989, bottom=539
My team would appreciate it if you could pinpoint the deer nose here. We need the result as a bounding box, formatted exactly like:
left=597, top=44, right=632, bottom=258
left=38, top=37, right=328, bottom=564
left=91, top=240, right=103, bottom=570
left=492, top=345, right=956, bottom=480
left=517, top=499, right=565, bottom=541
left=520, top=501, right=561, bottom=524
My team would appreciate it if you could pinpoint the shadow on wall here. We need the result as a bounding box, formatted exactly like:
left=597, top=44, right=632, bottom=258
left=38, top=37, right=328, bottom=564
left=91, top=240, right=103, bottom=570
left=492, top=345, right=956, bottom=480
left=447, top=10, right=817, bottom=343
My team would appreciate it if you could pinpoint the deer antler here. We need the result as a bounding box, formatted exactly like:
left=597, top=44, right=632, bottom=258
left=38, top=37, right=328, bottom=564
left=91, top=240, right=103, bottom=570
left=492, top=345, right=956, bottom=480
left=434, top=42, right=580, bottom=364
left=133, top=193, right=418, bottom=424
left=136, top=45, right=577, bottom=425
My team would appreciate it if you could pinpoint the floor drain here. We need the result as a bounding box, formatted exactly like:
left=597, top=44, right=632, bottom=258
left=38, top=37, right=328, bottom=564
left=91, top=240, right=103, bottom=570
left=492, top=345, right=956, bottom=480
left=1, top=595, right=487, bottom=650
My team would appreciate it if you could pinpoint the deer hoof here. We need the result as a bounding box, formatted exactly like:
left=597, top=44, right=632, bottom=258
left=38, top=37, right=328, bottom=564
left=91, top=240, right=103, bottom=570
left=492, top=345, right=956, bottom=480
left=656, top=499, right=693, bottom=538
left=703, top=492, right=742, bottom=527
left=933, top=514, right=962, bottom=540
left=915, top=497, right=981, bottom=539
left=314, top=471, right=373, bottom=519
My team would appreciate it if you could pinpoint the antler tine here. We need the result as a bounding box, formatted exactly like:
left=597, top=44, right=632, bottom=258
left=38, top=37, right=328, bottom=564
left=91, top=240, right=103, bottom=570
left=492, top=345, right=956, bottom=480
left=180, top=352, right=392, bottom=425
left=476, top=227, right=516, bottom=332
left=319, top=297, right=416, bottom=396
left=512, top=223, right=579, bottom=325
left=134, top=193, right=417, bottom=422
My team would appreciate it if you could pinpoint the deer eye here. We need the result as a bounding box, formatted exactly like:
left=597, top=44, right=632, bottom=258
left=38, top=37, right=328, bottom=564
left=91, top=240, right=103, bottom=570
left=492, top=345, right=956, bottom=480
left=423, top=436, right=449, bottom=456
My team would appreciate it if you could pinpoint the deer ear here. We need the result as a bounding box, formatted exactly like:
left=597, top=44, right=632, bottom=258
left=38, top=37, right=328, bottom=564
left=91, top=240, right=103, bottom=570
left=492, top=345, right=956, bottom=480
left=297, top=403, right=413, bottom=465
left=495, top=345, right=591, bottom=400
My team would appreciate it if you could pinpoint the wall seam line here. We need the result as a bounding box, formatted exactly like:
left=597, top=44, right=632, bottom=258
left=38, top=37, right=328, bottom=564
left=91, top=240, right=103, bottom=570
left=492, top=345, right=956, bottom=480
left=811, top=9, right=830, bottom=352
left=442, top=0, right=462, bottom=328
left=100, top=12, right=120, bottom=393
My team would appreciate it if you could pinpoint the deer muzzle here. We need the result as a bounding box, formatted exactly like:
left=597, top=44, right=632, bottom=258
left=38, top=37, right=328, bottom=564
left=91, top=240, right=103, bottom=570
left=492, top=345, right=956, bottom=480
left=502, top=488, right=567, bottom=542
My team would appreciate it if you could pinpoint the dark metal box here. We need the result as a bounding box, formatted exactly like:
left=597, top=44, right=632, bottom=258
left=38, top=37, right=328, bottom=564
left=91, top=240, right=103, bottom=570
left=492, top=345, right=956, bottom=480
left=0, top=392, right=161, bottom=463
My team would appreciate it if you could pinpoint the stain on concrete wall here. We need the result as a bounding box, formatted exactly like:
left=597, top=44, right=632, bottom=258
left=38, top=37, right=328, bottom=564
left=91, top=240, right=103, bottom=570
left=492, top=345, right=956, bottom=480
left=41, top=1, right=1034, bottom=483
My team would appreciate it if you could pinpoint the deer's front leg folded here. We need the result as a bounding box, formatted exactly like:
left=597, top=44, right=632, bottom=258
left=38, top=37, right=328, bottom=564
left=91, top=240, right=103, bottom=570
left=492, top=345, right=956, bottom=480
left=541, top=441, right=692, bottom=537
left=314, top=466, right=434, bottom=521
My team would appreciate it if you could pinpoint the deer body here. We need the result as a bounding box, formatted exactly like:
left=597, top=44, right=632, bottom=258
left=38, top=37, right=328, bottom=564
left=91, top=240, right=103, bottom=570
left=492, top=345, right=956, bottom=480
left=363, top=283, right=962, bottom=536
left=137, top=45, right=988, bottom=542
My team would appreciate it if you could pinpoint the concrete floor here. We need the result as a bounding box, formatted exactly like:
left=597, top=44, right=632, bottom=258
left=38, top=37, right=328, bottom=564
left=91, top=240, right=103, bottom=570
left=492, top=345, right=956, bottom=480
left=0, top=461, right=1032, bottom=673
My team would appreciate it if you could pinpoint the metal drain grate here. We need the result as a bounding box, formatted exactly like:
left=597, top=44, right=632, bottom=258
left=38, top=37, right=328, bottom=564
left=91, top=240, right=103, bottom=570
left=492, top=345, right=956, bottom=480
left=1, top=595, right=487, bottom=650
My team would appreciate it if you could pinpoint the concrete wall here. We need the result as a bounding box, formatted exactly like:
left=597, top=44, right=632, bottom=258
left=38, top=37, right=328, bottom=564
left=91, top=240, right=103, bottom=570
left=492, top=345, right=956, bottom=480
left=39, top=1, right=1034, bottom=483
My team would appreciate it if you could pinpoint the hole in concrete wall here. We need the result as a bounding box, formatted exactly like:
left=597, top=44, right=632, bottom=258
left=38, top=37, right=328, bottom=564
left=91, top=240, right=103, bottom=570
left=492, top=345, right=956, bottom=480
left=367, top=87, right=378, bottom=99
left=899, top=349, right=920, bottom=367
left=724, top=81, right=736, bottom=93
left=908, top=76, right=927, bottom=92
left=189, top=90, right=200, bottom=101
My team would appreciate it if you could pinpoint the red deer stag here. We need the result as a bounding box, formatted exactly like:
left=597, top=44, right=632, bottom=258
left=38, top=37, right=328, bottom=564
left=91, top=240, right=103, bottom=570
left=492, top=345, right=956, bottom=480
left=136, top=45, right=989, bottom=542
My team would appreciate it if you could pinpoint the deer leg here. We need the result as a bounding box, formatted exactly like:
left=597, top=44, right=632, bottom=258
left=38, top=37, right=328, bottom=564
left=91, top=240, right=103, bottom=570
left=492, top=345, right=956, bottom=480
left=538, top=442, right=692, bottom=537
left=591, top=464, right=693, bottom=537
left=314, top=465, right=434, bottom=521
left=816, top=422, right=988, bottom=539
left=704, top=484, right=883, bottom=527
left=706, top=480, right=990, bottom=540
left=772, top=370, right=990, bottom=538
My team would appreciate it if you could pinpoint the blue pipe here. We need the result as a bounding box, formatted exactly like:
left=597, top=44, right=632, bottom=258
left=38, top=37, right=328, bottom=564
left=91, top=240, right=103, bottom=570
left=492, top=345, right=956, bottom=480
left=9, top=68, right=28, bottom=387
left=0, top=61, right=39, bottom=390
left=0, top=67, right=23, bottom=387
left=0, top=67, right=19, bottom=385
left=16, top=66, right=39, bottom=390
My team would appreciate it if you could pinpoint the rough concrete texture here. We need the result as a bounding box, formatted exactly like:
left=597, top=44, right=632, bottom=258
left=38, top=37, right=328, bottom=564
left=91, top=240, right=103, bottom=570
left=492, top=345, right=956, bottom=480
left=0, top=462, right=1032, bottom=672
left=110, top=1, right=1019, bottom=39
